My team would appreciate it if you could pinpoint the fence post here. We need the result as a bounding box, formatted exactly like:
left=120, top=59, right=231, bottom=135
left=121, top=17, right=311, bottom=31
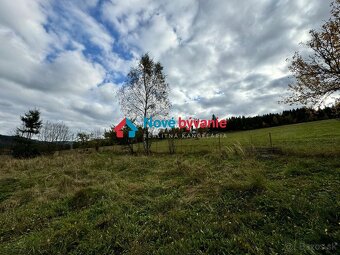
left=218, top=133, right=221, bottom=152
left=269, top=132, right=273, bottom=148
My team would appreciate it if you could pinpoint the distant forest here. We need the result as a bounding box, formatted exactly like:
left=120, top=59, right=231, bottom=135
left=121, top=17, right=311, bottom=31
left=213, top=106, right=338, bottom=132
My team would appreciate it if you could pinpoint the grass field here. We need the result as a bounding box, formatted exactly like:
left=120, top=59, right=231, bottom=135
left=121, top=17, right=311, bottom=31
left=146, top=119, right=340, bottom=156
left=0, top=120, right=339, bottom=254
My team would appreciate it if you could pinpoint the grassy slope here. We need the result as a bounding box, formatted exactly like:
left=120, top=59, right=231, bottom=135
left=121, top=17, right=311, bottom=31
left=149, top=119, right=340, bottom=155
left=0, top=120, right=339, bottom=255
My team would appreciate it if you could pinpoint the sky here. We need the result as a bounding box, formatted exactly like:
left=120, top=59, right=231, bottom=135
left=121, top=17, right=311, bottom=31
left=0, top=0, right=333, bottom=135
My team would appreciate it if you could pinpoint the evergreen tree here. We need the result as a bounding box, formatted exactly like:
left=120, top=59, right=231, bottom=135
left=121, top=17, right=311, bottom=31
left=17, top=109, right=42, bottom=139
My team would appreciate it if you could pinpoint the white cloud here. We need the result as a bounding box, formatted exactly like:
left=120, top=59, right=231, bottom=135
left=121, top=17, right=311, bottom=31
left=101, top=0, right=155, bottom=35
left=127, top=14, right=178, bottom=58
left=52, top=2, right=114, bottom=52
left=0, top=0, right=111, bottom=134
left=0, top=0, right=51, bottom=55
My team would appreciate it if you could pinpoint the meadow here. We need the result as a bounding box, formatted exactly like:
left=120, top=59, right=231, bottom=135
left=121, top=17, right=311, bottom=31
left=146, top=119, right=340, bottom=156
left=0, top=120, right=339, bottom=254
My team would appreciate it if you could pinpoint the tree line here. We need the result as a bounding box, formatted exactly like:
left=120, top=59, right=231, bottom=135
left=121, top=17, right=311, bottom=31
left=6, top=109, right=114, bottom=157
left=5, top=103, right=339, bottom=157
left=211, top=106, right=339, bottom=132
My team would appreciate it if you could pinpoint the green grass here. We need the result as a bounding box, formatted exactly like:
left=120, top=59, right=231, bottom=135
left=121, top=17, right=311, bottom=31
left=0, top=120, right=339, bottom=254
left=145, top=119, right=340, bottom=156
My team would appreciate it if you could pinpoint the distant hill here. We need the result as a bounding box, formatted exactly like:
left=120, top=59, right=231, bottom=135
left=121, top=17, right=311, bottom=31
left=0, top=135, right=74, bottom=156
left=0, top=135, right=16, bottom=148
left=0, top=135, right=72, bottom=147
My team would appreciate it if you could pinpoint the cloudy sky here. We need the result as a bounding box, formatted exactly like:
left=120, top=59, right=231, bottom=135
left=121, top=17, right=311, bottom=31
left=0, top=0, right=332, bottom=134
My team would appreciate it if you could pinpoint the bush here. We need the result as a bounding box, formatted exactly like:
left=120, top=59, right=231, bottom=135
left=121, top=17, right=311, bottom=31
left=12, top=138, right=40, bottom=158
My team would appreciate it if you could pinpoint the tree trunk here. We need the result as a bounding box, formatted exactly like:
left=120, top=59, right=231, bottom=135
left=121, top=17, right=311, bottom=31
left=143, top=128, right=150, bottom=155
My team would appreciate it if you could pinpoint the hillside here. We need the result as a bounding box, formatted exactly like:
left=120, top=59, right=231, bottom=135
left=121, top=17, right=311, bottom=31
left=0, top=135, right=16, bottom=147
left=138, top=119, right=340, bottom=156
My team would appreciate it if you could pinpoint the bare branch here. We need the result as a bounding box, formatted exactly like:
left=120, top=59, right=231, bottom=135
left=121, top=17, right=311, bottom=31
left=285, top=0, right=340, bottom=106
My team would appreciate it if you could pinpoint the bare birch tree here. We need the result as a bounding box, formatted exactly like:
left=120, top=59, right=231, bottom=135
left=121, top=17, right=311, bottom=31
left=118, top=54, right=171, bottom=154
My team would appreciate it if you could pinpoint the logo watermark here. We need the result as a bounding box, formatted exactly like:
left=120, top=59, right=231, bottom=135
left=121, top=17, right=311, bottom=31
left=114, top=118, right=138, bottom=138
left=143, top=117, right=227, bottom=129
left=284, top=241, right=338, bottom=253
left=114, top=116, right=227, bottom=139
